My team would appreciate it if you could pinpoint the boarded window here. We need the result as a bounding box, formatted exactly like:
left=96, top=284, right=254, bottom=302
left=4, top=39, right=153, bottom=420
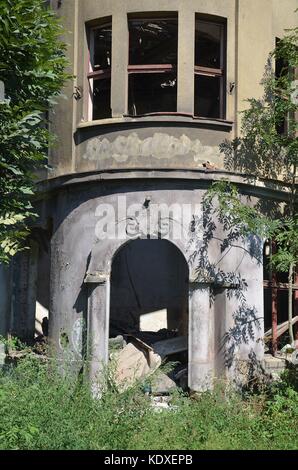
left=128, top=17, right=178, bottom=115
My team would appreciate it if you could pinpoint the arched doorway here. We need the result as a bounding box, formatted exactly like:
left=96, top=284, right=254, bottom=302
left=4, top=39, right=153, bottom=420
left=109, top=238, right=189, bottom=389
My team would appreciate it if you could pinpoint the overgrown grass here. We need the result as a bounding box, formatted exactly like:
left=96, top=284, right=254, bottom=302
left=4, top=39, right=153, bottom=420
left=0, top=356, right=297, bottom=450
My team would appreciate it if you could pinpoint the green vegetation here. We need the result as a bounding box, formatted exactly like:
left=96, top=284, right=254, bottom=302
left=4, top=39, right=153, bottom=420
left=205, top=24, right=298, bottom=344
left=0, top=0, right=69, bottom=262
left=0, top=356, right=297, bottom=450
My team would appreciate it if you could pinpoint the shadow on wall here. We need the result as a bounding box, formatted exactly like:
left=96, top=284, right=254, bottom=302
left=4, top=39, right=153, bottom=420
left=188, top=193, right=264, bottom=372
left=221, top=60, right=286, bottom=181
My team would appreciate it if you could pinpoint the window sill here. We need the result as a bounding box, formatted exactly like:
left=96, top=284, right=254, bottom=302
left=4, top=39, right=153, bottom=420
left=76, top=113, right=233, bottom=131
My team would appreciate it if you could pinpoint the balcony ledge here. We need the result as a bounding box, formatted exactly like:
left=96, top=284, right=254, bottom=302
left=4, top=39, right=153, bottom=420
left=76, top=113, right=234, bottom=132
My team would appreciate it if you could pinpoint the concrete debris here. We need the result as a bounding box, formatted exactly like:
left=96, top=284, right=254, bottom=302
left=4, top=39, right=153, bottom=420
left=280, top=344, right=295, bottom=354
left=270, top=372, right=283, bottom=382
left=113, top=338, right=161, bottom=391
left=151, top=372, right=177, bottom=395
left=125, top=329, right=177, bottom=347
left=109, top=331, right=188, bottom=392
left=108, top=335, right=126, bottom=351
left=153, top=335, right=188, bottom=358
left=151, top=395, right=178, bottom=412
left=263, top=354, right=286, bottom=373
left=292, top=350, right=298, bottom=365
left=202, top=161, right=217, bottom=170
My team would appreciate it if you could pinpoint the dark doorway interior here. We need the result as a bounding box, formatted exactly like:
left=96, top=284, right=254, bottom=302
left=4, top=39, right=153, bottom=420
left=109, top=239, right=189, bottom=390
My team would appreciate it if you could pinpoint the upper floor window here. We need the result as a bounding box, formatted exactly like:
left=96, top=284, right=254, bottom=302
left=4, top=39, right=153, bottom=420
left=127, top=16, right=178, bottom=116
left=194, top=17, right=226, bottom=119
left=87, top=14, right=227, bottom=121
left=88, top=21, right=112, bottom=120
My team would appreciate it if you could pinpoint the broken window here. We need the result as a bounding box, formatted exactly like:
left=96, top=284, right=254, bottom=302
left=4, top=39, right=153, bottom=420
left=127, top=17, right=178, bottom=115
left=88, top=22, right=112, bottom=120
left=194, top=18, right=225, bottom=119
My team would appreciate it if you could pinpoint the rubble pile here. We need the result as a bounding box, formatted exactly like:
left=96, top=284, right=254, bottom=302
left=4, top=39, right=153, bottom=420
left=108, top=329, right=188, bottom=394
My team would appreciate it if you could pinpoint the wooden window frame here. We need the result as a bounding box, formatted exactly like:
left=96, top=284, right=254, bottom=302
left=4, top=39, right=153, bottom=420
left=87, top=22, right=112, bottom=121
left=127, top=16, right=178, bottom=116
left=194, top=17, right=226, bottom=119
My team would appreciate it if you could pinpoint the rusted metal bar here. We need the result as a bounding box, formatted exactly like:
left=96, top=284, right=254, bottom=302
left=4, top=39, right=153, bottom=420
left=263, top=280, right=298, bottom=290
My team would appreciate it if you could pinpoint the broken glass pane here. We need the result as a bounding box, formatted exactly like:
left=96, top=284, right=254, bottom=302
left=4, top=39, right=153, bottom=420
left=194, top=75, right=221, bottom=118
left=92, top=78, right=111, bottom=119
left=129, top=19, right=178, bottom=65
left=195, top=20, right=222, bottom=69
left=93, top=24, right=112, bottom=70
left=128, top=73, right=177, bottom=115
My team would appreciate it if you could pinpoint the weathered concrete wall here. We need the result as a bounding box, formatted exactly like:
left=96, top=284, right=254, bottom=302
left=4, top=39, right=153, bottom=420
left=47, top=0, right=297, bottom=178
left=76, top=124, right=231, bottom=172
left=47, top=177, right=264, bottom=389
left=10, top=245, right=39, bottom=343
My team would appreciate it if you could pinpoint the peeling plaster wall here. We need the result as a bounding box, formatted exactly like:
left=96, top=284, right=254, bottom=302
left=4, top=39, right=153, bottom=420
left=75, top=125, right=230, bottom=172
left=48, top=179, right=264, bottom=386
left=81, top=131, right=223, bottom=170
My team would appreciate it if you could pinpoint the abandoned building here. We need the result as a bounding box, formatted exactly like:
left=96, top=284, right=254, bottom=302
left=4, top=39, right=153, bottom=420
left=0, top=0, right=297, bottom=391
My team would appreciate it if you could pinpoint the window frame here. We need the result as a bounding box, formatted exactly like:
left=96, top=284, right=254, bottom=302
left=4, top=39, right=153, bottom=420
left=194, top=17, right=226, bottom=119
left=87, top=21, right=112, bottom=121
left=127, top=15, right=178, bottom=116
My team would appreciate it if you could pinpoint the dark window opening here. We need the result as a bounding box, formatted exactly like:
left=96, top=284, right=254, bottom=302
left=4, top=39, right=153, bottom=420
left=194, top=18, right=225, bottom=119
left=88, top=22, right=112, bottom=120
left=128, top=72, right=177, bottom=115
left=194, top=75, right=220, bottom=118
left=129, top=18, right=178, bottom=65
left=128, top=16, right=178, bottom=116
left=93, top=25, right=112, bottom=70
left=92, top=78, right=111, bottom=120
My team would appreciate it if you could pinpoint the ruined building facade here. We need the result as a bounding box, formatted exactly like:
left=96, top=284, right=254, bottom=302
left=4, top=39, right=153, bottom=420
left=0, top=0, right=297, bottom=390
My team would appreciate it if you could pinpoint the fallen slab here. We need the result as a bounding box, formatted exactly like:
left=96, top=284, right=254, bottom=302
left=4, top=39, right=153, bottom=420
left=151, top=372, right=177, bottom=395
left=152, top=336, right=188, bottom=358
left=112, top=337, right=161, bottom=391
